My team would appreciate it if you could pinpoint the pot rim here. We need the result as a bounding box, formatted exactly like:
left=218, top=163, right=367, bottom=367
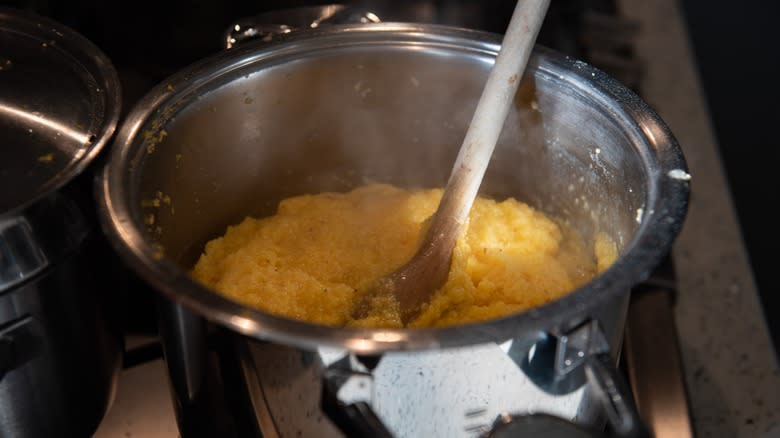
left=0, top=7, right=121, bottom=219
left=97, top=22, right=689, bottom=353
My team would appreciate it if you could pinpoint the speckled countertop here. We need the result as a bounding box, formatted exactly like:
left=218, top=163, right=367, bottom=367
left=93, top=1, right=780, bottom=437
left=619, top=0, right=780, bottom=437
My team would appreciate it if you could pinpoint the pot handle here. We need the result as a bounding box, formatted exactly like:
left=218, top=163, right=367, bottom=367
left=584, top=352, right=650, bottom=438
left=0, top=315, right=42, bottom=380
left=224, top=4, right=381, bottom=49
left=515, top=320, right=650, bottom=438
left=320, top=353, right=395, bottom=438
left=321, top=369, right=394, bottom=438
left=486, top=351, right=649, bottom=438
left=319, top=344, right=649, bottom=438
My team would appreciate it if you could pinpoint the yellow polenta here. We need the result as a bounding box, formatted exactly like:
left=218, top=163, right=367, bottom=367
left=191, top=184, right=616, bottom=328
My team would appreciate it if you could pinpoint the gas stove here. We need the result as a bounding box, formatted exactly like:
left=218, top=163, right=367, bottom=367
left=5, top=1, right=778, bottom=437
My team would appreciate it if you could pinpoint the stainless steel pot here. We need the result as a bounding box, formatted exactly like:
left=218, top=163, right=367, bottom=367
left=0, top=7, right=123, bottom=438
left=98, top=21, right=689, bottom=437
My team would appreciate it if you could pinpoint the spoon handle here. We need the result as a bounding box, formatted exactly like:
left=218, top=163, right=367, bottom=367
left=353, top=0, right=551, bottom=324
left=435, top=0, right=550, bottom=231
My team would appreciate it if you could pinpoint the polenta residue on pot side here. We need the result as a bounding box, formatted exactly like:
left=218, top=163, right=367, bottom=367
left=191, top=183, right=617, bottom=328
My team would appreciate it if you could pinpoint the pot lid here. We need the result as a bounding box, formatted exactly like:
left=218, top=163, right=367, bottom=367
left=0, top=7, right=121, bottom=217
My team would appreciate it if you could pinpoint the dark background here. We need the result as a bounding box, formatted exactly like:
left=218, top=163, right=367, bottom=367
left=678, top=0, right=779, bottom=356
left=2, top=0, right=777, bottom=356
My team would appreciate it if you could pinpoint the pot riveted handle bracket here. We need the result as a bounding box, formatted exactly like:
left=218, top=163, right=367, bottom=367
left=510, top=320, right=650, bottom=438
left=318, top=351, right=394, bottom=438
left=519, top=319, right=611, bottom=394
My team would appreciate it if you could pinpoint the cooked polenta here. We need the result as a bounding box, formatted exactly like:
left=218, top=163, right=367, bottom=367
left=191, top=184, right=615, bottom=328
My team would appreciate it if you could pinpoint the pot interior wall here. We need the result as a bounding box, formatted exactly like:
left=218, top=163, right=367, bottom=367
left=135, top=45, right=646, bottom=269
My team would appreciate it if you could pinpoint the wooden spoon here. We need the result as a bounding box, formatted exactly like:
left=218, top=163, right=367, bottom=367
left=352, top=0, right=551, bottom=325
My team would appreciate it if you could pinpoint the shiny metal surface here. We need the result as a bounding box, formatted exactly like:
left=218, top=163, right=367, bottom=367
left=487, top=413, right=600, bottom=438
left=0, top=189, right=89, bottom=293
left=0, top=8, right=123, bottom=438
left=225, top=4, right=381, bottom=49
left=156, top=300, right=232, bottom=437
left=624, top=259, right=694, bottom=438
left=0, top=217, right=48, bottom=290
left=157, top=300, right=252, bottom=437
left=0, top=7, right=121, bottom=218
left=0, top=192, right=123, bottom=438
left=0, top=315, right=40, bottom=381
left=236, top=337, right=596, bottom=438
left=98, top=23, right=689, bottom=353
left=584, top=353, right=648, bottom=437
left=86, top=2, right=778, bottom=436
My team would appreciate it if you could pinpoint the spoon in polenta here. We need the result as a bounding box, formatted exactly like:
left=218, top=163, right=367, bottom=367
left=351, top=0, right=551, bottom=325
